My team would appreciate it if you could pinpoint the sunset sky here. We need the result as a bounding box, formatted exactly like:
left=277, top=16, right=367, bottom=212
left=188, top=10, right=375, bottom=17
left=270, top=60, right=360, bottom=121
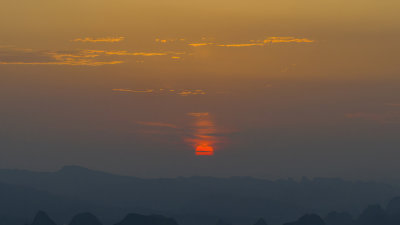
left=1, top=0, right=400, bottom=179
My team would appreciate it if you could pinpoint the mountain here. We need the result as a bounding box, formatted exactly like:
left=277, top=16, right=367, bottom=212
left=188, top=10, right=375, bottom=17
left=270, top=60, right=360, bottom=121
left=69, top=213, right=103, bottom=225
left=30, top=211, right=57, bottom=225
left=386, top=197, right=400, bottom=225
left=0, top=166, right=400, bottom=225
left=253, top=218, right=268, bottom=225
left=283, top=214, right=325, bottom=225
left=324, top=211, right=354, bottom=225
left=115, top=213, right=179, bottom=225
left=357, top=204, right=386, bottom=225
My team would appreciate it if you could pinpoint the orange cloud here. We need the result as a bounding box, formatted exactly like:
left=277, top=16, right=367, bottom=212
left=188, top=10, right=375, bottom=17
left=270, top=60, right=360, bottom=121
left=177, top=90, right=206, bottom=96
left=216, top=43, right=265, bottom=47
left=263, top=37, right=315, bottom=43
left=112, top=88, right=206, bottom=96
left=105, top=51, right=168, bottom=56
left=112, top=89, right=154, bottom=93
left=188, top=43, right=214, bottom=47
left=0, top=61, right=123, bottom=66
left=0, top=48, right=124, bottom=66
left=188, top=112, right=209, bottom=117
left=188, top=36, right=315, bottom=48
left=72, top=37, right=125, bottom=43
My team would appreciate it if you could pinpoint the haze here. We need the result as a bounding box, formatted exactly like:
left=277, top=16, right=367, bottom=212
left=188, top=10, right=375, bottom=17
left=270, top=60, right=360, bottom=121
left=0, top=0, right=399, bottom=179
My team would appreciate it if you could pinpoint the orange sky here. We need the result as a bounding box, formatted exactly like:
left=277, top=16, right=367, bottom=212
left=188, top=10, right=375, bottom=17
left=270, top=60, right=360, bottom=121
left=0, top=0, right=399, bottom=178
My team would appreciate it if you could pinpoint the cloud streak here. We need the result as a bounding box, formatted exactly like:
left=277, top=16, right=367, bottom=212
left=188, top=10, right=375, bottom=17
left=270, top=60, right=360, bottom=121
left=0, top=49, right=124, bottom=66
left=188, top=36, right=315, bottom=48
left=112, top=89, right=154, bottom=93
left=72, top=37, right=125, bottom=43
left=112, top=88, right=206, bottom=96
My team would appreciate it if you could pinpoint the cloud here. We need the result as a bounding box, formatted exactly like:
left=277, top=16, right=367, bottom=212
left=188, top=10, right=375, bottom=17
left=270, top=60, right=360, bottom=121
left=155, top=38, right=186, bottom=43
left=216, top=43, right=265, bottom=47
left=0, top=47, right=182, bottom=66
left=263, top=37, right=315, bottom=43
left=177, top=90, right=206, bottom=96
left=0, top=61, right=123, bottom=66
left=188, top=43, right=214, bottom=47
left=188, top=112, right=209, bottom=117
left=72, top=37, right=125, bottom=43
left=112, top=89, right=154, bottom=93
left=188, top=36, right=315, bottom=48
left=0, top=49, right=123, bottom=66
left=136, top=121, right=178, bottom=129
left=105, top=51, right=168, bottom=56
left=112, top=88, right=206, bottom=96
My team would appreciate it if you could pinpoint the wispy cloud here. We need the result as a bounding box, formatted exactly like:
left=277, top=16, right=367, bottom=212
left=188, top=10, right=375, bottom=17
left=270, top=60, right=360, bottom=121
left=263, top=37, right=315, bottom=43
left=188, top=112, right=210, bottom=117
left=188, top=36, right=315, bottom=48
left=72, top=37, right=125, bottom=43
left=0, top=49, right=124, bottom=66
left=0, top=46, right=183, bottom=66
left=155, top=38, right=186, bottom=43
left=105, top=51, right=169, bottom=56
left=188, top=43, right=214, bottom=47
left=177, top=90, right=206, bottom=96
left=112, top=89, right=154, bottom=93
left=112, top=88, right=206, bottom=96
left=216, top=43, right=265, bottom=47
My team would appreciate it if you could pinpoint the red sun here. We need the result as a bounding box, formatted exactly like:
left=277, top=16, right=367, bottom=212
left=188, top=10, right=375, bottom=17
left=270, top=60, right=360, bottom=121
left=196, top=145, right=214, bottom=156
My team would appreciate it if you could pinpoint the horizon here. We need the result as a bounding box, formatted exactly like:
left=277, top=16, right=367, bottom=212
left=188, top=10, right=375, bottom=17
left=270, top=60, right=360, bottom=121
left=1, top=165, right=399, bottom=183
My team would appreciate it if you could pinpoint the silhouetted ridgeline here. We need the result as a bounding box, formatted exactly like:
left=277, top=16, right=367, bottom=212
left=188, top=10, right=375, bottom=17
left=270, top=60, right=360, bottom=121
left=21, top=200, right=400, bottom=225
left=1, top=166, right=400, bottom=225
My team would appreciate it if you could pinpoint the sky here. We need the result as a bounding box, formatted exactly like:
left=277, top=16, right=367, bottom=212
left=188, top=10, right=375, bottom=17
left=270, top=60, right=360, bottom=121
left=0, top=0, right=400, bottom=179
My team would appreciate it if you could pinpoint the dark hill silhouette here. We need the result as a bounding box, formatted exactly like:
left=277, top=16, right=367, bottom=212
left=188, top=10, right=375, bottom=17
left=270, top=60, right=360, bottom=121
left=1, top=166, right=400, bottom=225
left=386, top=197, right=400, bottom=225
left=283, top=214, right=325, bottom=225
left=115, top=213, right=179, bottom=225
left=69, top=213, right=102, bottom=225
left=324, top=211, right=354, bottom=225
left=356, top=204, right=386, bottom=225
left=253, top=218, right=267, bottom=225
left=215, top=219, right=232, bottom=225
left=30, top=211, right=57, bottom=225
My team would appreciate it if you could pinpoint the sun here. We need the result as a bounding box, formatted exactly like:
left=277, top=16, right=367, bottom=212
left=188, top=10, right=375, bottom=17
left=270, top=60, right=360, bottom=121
left=196, top=145, right=214, bottom=156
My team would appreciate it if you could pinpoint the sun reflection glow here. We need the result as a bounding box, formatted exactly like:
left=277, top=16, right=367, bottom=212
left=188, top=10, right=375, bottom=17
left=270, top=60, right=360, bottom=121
left=186, top=112, right=219, bottom=156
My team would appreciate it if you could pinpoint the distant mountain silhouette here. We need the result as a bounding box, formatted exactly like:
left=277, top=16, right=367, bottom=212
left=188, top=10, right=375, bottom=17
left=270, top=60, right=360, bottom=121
left=253, top=218, right=268, bottom=225
left=1, top=166, right=400, bottom=225
left=30, top=211, right=57, bottom=225
left=324, top=211, right=354, bottom=225
left=215, top=219, right=232, bottom=225
left=357, top=204, right=386, bottom=225
left=115, top=213, right=179, bottom=225
left=386, top=197, right=400, bottom=225
left=69, top=213, right=102, bottom=225
left=283, top=214, right=325, bottom=225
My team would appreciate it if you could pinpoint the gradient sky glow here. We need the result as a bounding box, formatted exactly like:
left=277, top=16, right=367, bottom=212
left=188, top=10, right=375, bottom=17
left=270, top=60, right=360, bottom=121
left=0, top=0, right=400, bottom=179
